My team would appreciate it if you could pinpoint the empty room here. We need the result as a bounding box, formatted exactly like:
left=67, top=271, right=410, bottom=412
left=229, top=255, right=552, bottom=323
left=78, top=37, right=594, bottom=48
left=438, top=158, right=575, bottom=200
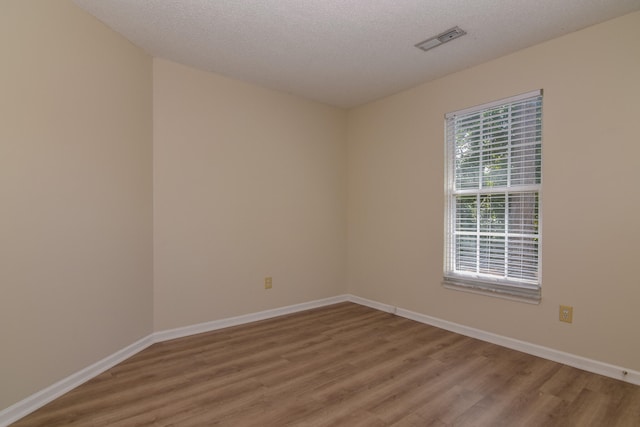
left=1, top=0, right=639, bottom=425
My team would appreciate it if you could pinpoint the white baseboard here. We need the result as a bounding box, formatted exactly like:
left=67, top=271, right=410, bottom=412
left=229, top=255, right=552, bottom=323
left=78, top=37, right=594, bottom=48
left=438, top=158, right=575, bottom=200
left=4, top=293, right=638, bottom=426
left=346, top=294, right=640, bottom=386
left=152, top=295, right=350, bottom=342
left=0, top=335, right=154, bottom=427
left=0, top=295, right=349, bottom=426
left=346, top=294, right=396, bottom=313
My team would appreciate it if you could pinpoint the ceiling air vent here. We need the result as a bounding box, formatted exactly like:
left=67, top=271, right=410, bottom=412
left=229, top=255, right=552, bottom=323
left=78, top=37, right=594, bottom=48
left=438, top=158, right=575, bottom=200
left=415, top=26, right=466, bottom=52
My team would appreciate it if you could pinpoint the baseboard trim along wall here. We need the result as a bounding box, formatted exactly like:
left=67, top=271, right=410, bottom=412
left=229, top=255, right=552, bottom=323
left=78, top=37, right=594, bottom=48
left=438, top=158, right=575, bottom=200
left=152, top=295, right=349, bottom=343
left=2, top=293, right=638, bottom=426
left=0, top=295, right=349, bottom=426
left=348, top=295, right=640, bottom=387
left=0, top=335, right=155, bottom=427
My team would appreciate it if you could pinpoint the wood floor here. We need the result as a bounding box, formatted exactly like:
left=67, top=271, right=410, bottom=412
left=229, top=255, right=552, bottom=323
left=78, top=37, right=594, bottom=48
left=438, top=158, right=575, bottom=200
left=12, top=303, right=640, bottom=426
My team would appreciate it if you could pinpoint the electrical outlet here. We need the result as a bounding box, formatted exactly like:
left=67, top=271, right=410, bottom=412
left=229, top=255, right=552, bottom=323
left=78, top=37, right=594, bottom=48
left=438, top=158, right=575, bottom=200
left=559, top=305, right=573, bottom=323
left=264, top=277, right=272, bottom=290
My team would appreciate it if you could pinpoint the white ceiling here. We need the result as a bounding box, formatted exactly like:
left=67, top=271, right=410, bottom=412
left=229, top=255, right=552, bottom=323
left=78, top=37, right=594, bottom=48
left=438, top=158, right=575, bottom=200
left=73, top=0, right=640, bottom=108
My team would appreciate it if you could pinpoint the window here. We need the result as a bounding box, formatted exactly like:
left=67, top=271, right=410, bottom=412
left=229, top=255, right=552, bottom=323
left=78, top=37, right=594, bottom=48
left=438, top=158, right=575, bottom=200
left=444, top=90, right=542, bottom=302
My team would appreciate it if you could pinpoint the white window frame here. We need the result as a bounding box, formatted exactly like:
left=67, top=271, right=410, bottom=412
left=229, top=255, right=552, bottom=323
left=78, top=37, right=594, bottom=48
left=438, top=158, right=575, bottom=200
left=443, top=90, right=542, bottom=303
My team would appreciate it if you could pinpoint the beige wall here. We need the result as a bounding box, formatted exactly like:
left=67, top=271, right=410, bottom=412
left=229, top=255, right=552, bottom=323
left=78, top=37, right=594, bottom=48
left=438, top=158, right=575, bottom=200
left=2, top=0, right=638, bottom=415
left=153, top=59, right=347, bottom=330
left=0, top=0, right=153, bottom=409
left=347, top=11, right=640, bottom=371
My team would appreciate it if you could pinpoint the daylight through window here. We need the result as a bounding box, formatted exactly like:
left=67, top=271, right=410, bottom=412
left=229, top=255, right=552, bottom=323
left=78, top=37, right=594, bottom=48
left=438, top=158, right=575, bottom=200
left=444, top=90, right=542, bottom=302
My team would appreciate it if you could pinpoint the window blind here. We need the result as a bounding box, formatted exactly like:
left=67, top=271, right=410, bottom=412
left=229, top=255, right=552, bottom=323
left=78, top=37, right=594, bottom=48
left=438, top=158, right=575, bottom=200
left=444, top=90, right=542, bottom=302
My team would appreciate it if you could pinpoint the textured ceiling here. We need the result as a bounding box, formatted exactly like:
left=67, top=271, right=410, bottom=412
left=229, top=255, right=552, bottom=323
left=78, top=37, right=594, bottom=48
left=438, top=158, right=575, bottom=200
left=73, top=0, right=640, bottom=107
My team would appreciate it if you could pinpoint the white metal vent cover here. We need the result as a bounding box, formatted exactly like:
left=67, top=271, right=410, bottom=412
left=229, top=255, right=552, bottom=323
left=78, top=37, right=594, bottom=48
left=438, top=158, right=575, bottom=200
left=415, top=27, right=467, bottom=52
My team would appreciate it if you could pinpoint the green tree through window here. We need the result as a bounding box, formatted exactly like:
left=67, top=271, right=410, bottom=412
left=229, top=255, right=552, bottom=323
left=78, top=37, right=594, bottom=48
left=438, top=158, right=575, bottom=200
left=444, top=91, right=542, bottom=301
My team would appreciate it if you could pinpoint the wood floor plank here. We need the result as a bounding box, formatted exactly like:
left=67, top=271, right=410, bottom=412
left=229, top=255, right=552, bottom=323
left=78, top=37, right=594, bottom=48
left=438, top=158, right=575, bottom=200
left=11, top=302, right=640, bottom=427
left=394, top=384, right=484, bottom=425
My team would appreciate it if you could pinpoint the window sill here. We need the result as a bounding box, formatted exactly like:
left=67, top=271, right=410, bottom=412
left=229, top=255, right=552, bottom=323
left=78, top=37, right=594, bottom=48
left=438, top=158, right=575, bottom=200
left=442, top=278, right=541, bottom=304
